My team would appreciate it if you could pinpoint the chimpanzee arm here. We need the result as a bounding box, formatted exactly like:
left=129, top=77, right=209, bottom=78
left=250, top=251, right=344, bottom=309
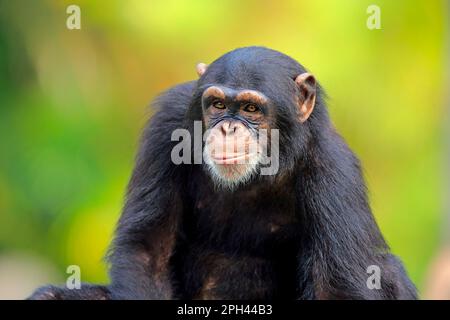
left=107, top=183, right=182, bottom=300
left=28, top=81, right=195, bottom=300
left=296, top=127, right=417, bottom=300
left=107, top=82, right=195, bottom=299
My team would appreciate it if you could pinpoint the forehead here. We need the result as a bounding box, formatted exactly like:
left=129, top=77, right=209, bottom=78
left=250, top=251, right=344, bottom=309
left=201, top=85, right=268, bottom=104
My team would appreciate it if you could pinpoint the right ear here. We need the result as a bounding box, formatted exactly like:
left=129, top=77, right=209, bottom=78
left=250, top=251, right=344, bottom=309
left=294, top=73, right=316, bottom=123
left=196, top=63, right=208, bottom=77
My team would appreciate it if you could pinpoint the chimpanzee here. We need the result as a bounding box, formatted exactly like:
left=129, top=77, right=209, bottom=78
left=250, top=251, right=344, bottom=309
left=29, top=47, right=417, bottom=300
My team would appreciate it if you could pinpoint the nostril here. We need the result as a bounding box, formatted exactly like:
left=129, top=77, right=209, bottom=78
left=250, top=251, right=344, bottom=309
left=221, top=122, right=230, bottom=134
left=220, top=121, right=241, bottom=135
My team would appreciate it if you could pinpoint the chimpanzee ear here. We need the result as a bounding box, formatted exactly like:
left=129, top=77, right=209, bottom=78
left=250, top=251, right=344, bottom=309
left=196, top=63, right=208, bottom=77
left=294, top=73, right=316, bottom=122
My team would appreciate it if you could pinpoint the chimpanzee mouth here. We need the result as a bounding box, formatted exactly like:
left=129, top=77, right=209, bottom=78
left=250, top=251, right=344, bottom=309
left=210, top=153, right=259, bottom=165
left=203, top=147, right=261, bottom=190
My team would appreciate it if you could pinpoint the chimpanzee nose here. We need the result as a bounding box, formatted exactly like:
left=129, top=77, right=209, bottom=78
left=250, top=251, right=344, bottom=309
left=220, top=121, right=239, bottom=135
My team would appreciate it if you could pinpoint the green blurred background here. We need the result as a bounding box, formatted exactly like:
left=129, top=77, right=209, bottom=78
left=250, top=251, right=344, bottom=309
left=0, top=0, right=448, bottom=299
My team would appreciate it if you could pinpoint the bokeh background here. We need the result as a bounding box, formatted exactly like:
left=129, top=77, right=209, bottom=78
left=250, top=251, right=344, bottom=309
left=0, top=0, right=449, bottom=299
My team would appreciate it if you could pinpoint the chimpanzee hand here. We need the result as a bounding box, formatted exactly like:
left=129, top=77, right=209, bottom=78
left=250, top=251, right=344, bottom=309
left=28, top=284, right=110, bottom=300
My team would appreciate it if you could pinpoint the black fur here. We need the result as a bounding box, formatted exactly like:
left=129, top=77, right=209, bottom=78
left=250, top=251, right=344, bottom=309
left=29, top=47, right=417, bottom=300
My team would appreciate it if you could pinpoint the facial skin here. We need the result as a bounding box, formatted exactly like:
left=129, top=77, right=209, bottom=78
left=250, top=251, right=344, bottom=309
left=201, top=85, right=270, bottom=189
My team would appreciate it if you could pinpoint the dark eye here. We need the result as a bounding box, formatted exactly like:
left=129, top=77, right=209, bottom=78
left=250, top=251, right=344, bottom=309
left=244, top=103, right=258, bottom=112
left=212, top=100, right=225, bottom=109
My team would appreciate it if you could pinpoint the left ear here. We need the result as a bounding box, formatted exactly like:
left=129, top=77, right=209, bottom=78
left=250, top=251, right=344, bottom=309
left=294, top=73, right=316, bottom=122
left=196, top=63, right=208, bottom=77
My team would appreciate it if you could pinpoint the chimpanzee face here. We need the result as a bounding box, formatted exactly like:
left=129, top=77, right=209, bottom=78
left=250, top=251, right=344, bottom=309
left=197, top=63, right=316, bottom=189
left=201, top=85, right=273, bottom=188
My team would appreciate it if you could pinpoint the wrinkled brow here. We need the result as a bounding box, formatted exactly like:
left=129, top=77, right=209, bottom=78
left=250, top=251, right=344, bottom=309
left=235, top=90, right=267, bottom=104
left=202, top=86, right=225, bottom=100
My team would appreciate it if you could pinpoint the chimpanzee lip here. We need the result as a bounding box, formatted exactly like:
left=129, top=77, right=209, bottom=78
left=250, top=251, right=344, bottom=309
left=211, top=154, right=258, bottom=164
